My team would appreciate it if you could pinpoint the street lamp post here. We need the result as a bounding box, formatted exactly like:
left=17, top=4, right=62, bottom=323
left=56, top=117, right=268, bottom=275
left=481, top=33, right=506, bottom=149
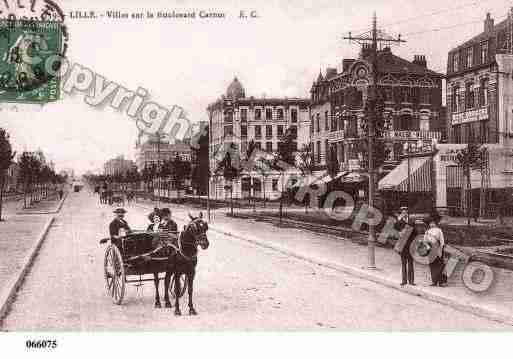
left=403, top=142, right=411, bottom=218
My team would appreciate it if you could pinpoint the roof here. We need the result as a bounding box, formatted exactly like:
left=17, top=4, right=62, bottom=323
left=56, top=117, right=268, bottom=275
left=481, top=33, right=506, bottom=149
left=450, top=17, right=508, bottom=53
left=226, top=77, right=245, bottom=99
left=367, top=50, right=443, bottom=77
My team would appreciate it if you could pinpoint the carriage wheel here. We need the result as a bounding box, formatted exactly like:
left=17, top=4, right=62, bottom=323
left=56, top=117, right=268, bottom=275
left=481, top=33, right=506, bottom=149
left=104, top=244, right=126, bottom=305
left=170, top=273, right=187, bottom=298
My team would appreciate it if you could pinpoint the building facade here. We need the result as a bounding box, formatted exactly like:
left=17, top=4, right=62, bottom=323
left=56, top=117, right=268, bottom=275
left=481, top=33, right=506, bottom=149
left=439, top=11, right=513, bottom=214
left=207, top=77, right=310, bottom=199
left=135, top=140, right=192, bottom=171
left=103, top=155, right=136, bottom=176
left=310, top=46, right=444, bottom=173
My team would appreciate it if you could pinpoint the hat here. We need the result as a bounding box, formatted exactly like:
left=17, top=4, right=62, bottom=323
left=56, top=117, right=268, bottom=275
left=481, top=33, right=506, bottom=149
left=148, top=208, right=161, bottom=222
left=113, top=208, right=127, bottom=214
left=424, top=212, right=441, bottom=225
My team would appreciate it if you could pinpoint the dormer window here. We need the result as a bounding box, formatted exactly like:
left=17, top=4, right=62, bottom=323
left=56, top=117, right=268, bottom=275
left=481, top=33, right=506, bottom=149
left=453, top=52, right=459, bottom=72
left=467, top=47, right=473, bottom=68
left=481, top=41, right=488, bottom=64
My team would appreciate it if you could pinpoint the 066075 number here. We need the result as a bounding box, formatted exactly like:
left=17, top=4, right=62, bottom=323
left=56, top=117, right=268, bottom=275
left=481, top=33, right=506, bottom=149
left=25, top=339, right=57, bottom=349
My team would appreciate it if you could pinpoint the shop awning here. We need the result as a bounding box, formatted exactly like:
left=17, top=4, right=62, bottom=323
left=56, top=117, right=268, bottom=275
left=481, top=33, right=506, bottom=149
left=378, top=156, right=433, bottom=192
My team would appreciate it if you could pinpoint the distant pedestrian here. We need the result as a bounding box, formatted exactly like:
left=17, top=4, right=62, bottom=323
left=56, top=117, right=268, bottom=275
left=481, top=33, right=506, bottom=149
left=424, top=213, right=446, bottom=287
left=58, top=189, right=64, bottom=200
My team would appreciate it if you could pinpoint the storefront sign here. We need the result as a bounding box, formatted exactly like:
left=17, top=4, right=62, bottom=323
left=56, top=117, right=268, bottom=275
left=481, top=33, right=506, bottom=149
left=451, top=107, right=488, bottom=125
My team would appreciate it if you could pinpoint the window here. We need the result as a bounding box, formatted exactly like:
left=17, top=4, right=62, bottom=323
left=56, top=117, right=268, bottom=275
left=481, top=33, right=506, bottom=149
left=311, top=142, right=315, bottom=163
left=384, top=88, right=394, bottom=102
left=402, top=87, right=412, bottom=103
left=240, top=108, right=247, bottom=122
left=420, top=88, right=430, bottom=104
left=277, top=108, right=284, bottom=120
left=223, top=125, right=233, bottom=137
left=324, top=140, right=329, bottom=164
left=355, top=90, right=363, bottom=107
left=266, top=125, right=273, bottom=138
left=481, top=42, right=488, bottom=64
left=241, top=124, right=247, bottom=138
left=316, top=114, right=320, bottom=133
left=272, top=179, right=278, bottom=191
left=467, top=47, right=473, bottom=68
left=452, top=85, right=460, bottom=112
left=330, top=111, right=336, bottom=132
left=453, top=52, right=459, bottom=72
left=255, top=142, right=261, bottom=150
left=310, top=116, right=314, bottom=134
left=479, top=78, right=489, bottom=106
left=399, top=115, right=411, bottom=131
left=325, top=111, right=329, bottom=132
left=255, top=109, right=261, bottom=120
left=292, top=141, right=297, bottom=152
left=255, top=125, right=261, bottom=138
left=291, top=109, right=298, bottom=123
left=480, top=121, right=489, bottom=143
left=465, top=82, right=474, bottom=109
left=266, top=108, right=273, bottom=120
left=265, top=142, right=273, bottom=152
left=290, top=125, right=297, bottom=139
left=453, top=125, right=461, bottom=143
left=316, top=141, right=321, bottom=163
left=277, top=125, right=284, bottom=137
left=224, top=110, right=233, bottom=123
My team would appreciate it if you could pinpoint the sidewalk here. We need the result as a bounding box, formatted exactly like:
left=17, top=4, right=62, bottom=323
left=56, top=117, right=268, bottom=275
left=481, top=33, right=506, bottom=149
left=0, top=194, right=66, bottom=320
left=137, top=200, right=513, bottom=325
left=0, top=215, right=53, bottom=298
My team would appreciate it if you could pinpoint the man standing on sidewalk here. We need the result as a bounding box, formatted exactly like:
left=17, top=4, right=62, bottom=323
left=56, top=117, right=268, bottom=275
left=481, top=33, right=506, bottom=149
left=395, top=208, right=416, bottom=286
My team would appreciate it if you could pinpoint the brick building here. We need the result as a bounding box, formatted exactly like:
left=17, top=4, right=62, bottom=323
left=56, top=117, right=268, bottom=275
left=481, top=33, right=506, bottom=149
left=310, top=45, right=444, bottom=174
left=439, top=11, right=513, bottom=215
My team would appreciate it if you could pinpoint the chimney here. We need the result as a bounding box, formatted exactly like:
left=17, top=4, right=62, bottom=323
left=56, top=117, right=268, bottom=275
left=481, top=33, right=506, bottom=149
left=326, top=67, right=337, bottom=79
left=342, top=59, right=355, bottom=72
left=360, top=43, right=373, bottom=59
left=412, top=55, right=427, bottom=68
left=484, top=13, right=494, bottom=33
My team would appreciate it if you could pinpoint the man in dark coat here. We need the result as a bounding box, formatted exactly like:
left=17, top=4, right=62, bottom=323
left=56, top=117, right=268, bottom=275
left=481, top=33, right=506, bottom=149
left=109, top=208, right=131, bottom=247
left=395, top=207, right=416, bottom=286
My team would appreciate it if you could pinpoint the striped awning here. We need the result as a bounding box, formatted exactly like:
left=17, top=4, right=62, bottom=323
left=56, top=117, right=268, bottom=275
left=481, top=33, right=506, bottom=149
left=379, top=156, right=433, bottom=192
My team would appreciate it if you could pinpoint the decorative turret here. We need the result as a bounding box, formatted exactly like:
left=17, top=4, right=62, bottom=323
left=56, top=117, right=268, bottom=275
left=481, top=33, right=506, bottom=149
left=226, top=77, right=245, bottom=99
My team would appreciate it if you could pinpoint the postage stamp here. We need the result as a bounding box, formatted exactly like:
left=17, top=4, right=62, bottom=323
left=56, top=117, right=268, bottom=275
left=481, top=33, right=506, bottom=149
left=0, top=19, right=64, bottom=103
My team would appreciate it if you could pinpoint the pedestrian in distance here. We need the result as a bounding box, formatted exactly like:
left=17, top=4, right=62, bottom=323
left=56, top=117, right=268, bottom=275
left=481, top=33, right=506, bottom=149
left=423, top=213, right=447, bottom=287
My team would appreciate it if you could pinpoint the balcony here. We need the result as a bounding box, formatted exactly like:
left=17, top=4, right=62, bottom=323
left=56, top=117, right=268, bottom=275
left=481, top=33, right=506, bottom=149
left=383, top=130, right=441, bottom=141
left=328, top=130, right=345, bottom=142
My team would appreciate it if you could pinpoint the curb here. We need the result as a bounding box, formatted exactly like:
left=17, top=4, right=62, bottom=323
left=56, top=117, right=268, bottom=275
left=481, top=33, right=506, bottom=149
left=134, top=203, right=513, bottom=326
left=15, top=191, right=68, bottom=215
left=0, top=216, right=55, bottom=323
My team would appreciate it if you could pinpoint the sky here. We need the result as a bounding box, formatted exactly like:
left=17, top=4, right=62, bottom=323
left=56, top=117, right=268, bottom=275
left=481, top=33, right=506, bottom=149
left=1, top=0, right=512, bottom=175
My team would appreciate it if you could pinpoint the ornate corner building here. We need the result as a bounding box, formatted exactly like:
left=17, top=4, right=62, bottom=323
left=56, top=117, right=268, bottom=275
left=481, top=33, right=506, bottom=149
left=310, top=45, right=444, bottom=173
left=207, top=77, right=310, bottom=200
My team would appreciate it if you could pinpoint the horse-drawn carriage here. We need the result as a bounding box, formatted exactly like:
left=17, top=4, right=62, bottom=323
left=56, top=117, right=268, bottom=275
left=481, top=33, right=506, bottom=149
left=100, top=214, right=209, bottom=314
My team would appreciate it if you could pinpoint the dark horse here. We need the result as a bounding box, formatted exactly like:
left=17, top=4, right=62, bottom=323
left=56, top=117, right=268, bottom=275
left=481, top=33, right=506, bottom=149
left=153, top=213, right=209, bottom=315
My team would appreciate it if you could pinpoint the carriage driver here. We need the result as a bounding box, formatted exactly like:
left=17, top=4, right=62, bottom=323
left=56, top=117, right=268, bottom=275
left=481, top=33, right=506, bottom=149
left=109, top=208, right=132, bottom=241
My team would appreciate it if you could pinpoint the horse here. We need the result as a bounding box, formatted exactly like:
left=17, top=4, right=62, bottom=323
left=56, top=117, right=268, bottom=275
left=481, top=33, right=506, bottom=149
left=152, top=212, right=209, bottom=315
